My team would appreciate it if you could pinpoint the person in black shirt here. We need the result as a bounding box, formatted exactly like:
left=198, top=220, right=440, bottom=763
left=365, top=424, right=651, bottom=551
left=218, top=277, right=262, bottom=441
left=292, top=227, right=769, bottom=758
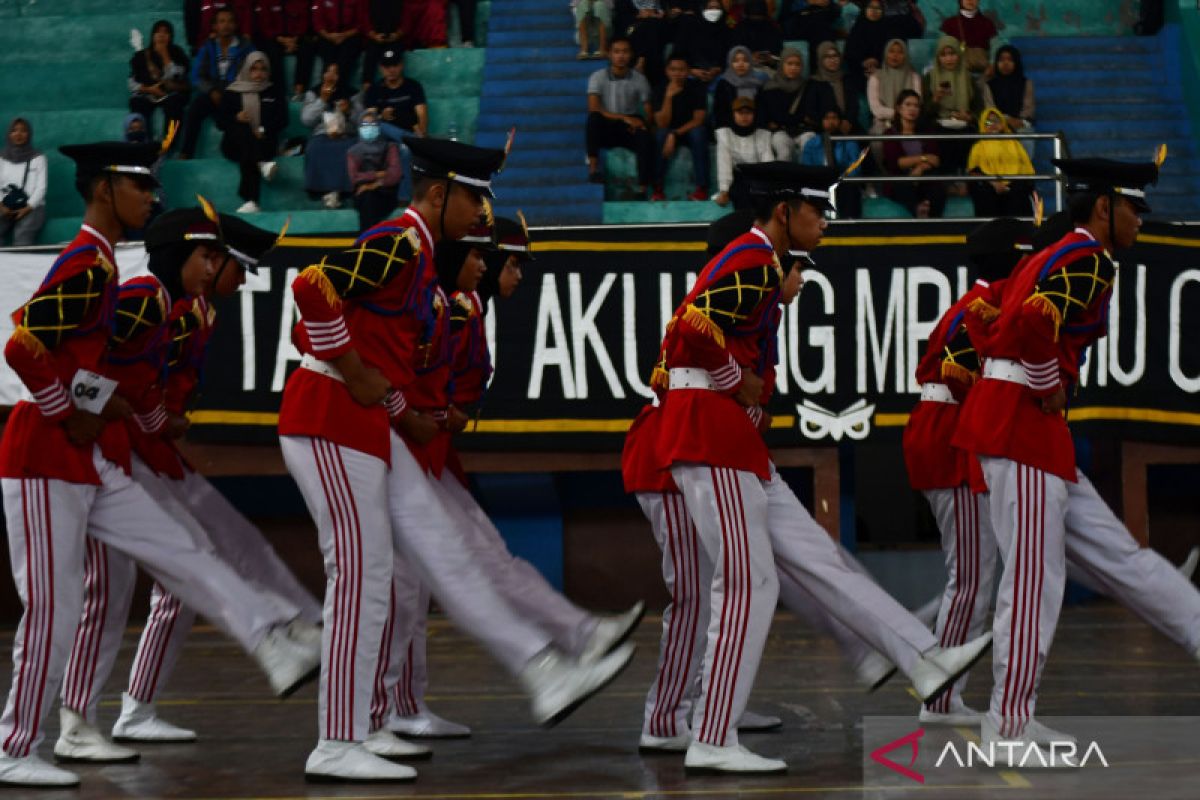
left=781, top=0, right=842, bottom=68
left=129, top=20, right=191, bottom=139
left=651, top=55, right=709, bottom=201
left=364, top=49, right=428, bottom=135
left=361, top=0, right=405, bottom=92
left=673, top=0, right=731, bottom=83
left=217, top=51, right=288, bottom=212
left=628, top=2, right=667, bottom=89
left=733, top=0, right=784, bottom=69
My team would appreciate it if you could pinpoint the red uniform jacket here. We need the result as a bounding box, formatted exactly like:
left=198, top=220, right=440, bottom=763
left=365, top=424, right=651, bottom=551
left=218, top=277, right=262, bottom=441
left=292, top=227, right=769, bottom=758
left=278, top=207, right=435, bottom=463
left=311, top=0, right=366, bottom=33
left=200, top=0, right=255, bottom=42
left=0, top=226, right=130, bottom=483
left=953, top=230, right=1112, bottom=482
left=902, top=279, right=996, bottom=491
left=652, top=227, right=783, bottom=480
left=253, top=0, right=311, bottom=38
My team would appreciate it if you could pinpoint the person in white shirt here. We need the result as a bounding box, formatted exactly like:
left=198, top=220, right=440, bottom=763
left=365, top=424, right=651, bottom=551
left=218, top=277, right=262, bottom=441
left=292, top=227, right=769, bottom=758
left=714, top=97, right=774, bottom=208
left=0, top=118, right=47, bottom=247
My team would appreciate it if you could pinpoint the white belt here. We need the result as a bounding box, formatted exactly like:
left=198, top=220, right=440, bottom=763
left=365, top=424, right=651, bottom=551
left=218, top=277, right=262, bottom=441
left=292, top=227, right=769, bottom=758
left=983, top=358, right=1028, bottom=387
left=300, top=353, right=345, bottom=383
left=668, top=367, right=716, bottom=391
left=920, top=382, right=957, bottom=404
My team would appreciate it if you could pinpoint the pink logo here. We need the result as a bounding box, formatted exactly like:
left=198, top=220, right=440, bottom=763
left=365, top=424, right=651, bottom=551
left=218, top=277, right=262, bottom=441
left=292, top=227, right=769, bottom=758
left=870, top=728, right=925, bottom=784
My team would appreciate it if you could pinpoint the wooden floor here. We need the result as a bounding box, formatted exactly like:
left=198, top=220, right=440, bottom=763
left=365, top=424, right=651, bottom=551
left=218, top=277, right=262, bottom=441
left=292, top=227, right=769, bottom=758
left=3, top=602, right=1198, bottom=800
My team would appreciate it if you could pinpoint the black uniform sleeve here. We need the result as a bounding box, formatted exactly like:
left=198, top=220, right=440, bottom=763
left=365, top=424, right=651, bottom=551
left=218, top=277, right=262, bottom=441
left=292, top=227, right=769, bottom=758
left=1027, top=249, right=1116, bottom=327
left=22, top=266, right=112, bottom=350
left=691, top=263, right=782, bottom=333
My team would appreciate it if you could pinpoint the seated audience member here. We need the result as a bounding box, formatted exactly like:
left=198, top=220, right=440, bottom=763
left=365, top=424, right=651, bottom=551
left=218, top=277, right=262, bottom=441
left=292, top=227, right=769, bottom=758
left=982, top=45, right=1035, bottom=156
left=864, top=0, right=926, bottom=39
left=867, top=38, right=920, bottom=134
left=453, top=0, right=480, bottom=47
left=364, top=48, right=427, bottom=201
left=843, top=0, right=890, bottom=95
left=801, top=107, right=863, bottom=217
left=757, top=48, right=813, bottom=161
left=712, top=45, right=766, bottom=131
left=180, top=8, right=253, bottom=159
left=672, top=0, right=732, bottom=83
left=130, top=20, right=191, bottom=140
left=361, top=0, right=405, bottom=91
left=218, top=51, right=287, bottom=213
left=193, top=0, right=254, bottom=51
left=122, top=114, right=168, bottom=237
left=651, top=55, right=710, bottom=200
left=0, top=118, right=47, bottom=246
left=628, top=1, right=667, bottom=86
left=313, top=0, right=365, bottom=92
left=302, top=62, right=357, bottom=208
left=781, top=0, right=841, bottom=67
left=586, top=37, right=653, bottom=195
left=347, top=109, right=402, bottom=230
left=939, top=0, right=996, bottom=76
left=923, top=34, right=978, bottom=172
left=733, top=0, right=784, bottom=68
left=809, top=41, right=864, bottom=133
left=253, top=0, right=318, bottom=98
left=714, top=96, right=774, bottom=208
left=573, top=0, right=612, bottom=59
left=883, top=89, right=946, bottom=217
left=966, top=107, right=1034, bottom=217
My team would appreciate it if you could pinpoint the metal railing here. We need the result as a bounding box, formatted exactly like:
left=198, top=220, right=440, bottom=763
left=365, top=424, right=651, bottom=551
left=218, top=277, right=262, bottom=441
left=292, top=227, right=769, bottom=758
left=825, top=131, right=1067, bottom=222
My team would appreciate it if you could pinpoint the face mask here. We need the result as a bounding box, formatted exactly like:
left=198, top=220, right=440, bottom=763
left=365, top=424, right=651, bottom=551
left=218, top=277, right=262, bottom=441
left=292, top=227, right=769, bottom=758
left=359, top=123, right=380, bottom=142
left=702, top=9, right=722, bottom=22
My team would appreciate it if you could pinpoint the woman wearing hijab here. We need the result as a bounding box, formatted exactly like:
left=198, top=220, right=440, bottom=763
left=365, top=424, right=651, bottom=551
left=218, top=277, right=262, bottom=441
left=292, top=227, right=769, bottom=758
left=938, top=0, right=996, bottom=76
left=843, top=0, right=891, bottom=95
left=807, top=41, right=864, bottom=133
left=711, top=45, right=767, bottom=131
left=966, top=107, right=1034, bottom=217
left=0, top=118, right=47, bottom=246
left=347, top=109, right=402, bottom=231
left=982, top=45, right=1036, bottom=156
left=714, top=96, right=774, bottom=208
left=218, top=51, right=288, bottom=213
left=673, top=0, right=731, bottom=83
left=756, top=47, right=812, bottom=161
left=866, top=37, right=921, bottom=166
left=923, top=34, right=978, bottom=172
left=732, top=0, right=784, bottom=68
left=129, top=20, right=191, bottom=140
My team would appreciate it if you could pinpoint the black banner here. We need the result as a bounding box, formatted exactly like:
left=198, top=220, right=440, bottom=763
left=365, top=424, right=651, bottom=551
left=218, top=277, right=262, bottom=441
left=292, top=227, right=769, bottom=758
left=191, top=221, right=1200, bottom=450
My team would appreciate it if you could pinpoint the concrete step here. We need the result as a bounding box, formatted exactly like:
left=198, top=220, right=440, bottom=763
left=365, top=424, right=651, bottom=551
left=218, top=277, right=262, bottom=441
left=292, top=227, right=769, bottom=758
left=478, top=111, right=582, bottom=132
left=487, top=30, right=575, bottom=50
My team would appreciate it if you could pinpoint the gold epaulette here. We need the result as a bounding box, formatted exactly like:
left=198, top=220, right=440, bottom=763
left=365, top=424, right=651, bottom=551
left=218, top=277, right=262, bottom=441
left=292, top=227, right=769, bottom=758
left=299, top=264, right=341, bottom=309
left=10, top=325, right=46, bottom=358
left=650, top=365, right=670, bottom=391
left=966, top=296, right=1001, bottom=323
left=1024, top=293, right=1063, bottom=341
left=941, top=361, right=978, bottom=387
left=681, top=304, right=726, bottom=348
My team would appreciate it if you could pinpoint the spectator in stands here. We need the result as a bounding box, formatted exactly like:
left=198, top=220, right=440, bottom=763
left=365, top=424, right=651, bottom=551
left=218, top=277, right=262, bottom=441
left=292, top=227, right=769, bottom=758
left=0, top=119, right=46, bottom=247
left=780, top=0, right=841, bottom=68
left=651, top=54, right=709, bottom=201
left=714, top=96, right=774, bottom=208
left=573, top=0, right=612, bottom=60
left=253, top=0, right=317, bottom=99
left=628, top=1, right=667, bottom=86
left=801, top=107, right=863, bottom=217
left=193, top=1, right=254, bottom=52
left=867, top=36, right=920, bottom=168
left=586, top=37, right=653, bottom=195
left=858, top=0, right=924, bottom=40
left=123, top=114, right=167, bottom=236
left=733, top=0, right=783, bottom=68
left=403, top=0, right=450, bottom=49
left=361, top=0, right=405, bottom=91
left=712, top=46, right=766, bottom=131
left=810, top=42, right=864, bottom=134
left=180, top=8, right=253, bottom=159
left=938, top=0, right=996, bottom=77
left=313, top=0, right=365, bottom=92
left=966, top=107, right=1034, bottom=216
left=843, top=0, right=891, bottom=95
left=923, top=34, right=978, bottom=173
left=982, top=45, right=1035, bottom=155
left=757, top=47, right=812, bottom=161
left=218, top=51, right=287, bottom=212
left=673, top=0, right=732, bottom=83
left=303, top=62, right=357, bottom=208
left=365, top=48, right=427, bottom=202
left=347, top=109, right=402, bottom=229
left=453, top=0, right=480, bottom=47
left=130, top=20, right=191, bottom=142
left=883, top=88, right=946, bottom=217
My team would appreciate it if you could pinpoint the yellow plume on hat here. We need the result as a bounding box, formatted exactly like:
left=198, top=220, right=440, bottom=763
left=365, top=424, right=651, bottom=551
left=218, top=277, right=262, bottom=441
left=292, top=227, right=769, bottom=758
left=276, top=215, right=291, bottom=243
left=196, top=194, right=218, bottom=224
left=1032, top=190, right=1044, bottom=227
left=160, top=119, right=179, bottom=154
left=517, top=210, right=531, bottom=252
left=843, top=147, right=869, bottom=179
left=1155, top=143, right=1168, bottom=168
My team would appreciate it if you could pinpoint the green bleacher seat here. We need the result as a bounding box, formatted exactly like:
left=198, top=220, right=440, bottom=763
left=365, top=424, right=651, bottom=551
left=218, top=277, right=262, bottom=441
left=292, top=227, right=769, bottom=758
left=19, top=0, right=179, bottom=17
left=604, top=200, right=726, bottom=225
left=426, top=97, right=480, bottom=142
left=406, top=49, right=486, bottom=98
left=0, top=12, right=184, bottom=63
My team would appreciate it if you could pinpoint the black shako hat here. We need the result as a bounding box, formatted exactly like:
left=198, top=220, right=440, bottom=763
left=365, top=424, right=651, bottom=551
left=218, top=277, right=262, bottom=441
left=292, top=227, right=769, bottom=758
left=404, top=136, right=506, bottom=199
left=495, top=212, right=534, bottom=261
left=60, top=141, right=161, bottom=188
left=1031, top=210, right=1074, bottom=252
left=1051, top=157, right=1158, bottom=213
left=735, top=161, right=841, bottom=211
left=966, top=216, right=1034, bottom=283
left=706, top=210, right=756, bottom=256
left=143, top=207, right=223, bottom=252
left=217, top=213, right=277, bottom=273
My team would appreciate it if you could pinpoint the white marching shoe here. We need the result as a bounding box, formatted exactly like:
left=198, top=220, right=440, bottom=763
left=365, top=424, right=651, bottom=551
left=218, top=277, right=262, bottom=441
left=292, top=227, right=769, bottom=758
left=287, top=618, right=324, bottom=649
left=112, top=693, right=197, bottom=742
left=981, top=717, right=1078, bottom=768
left=684, top=741, right=787, bottom=774
left=521, top=642, right=636, bottom=727
left=909, top=633, right=993, bottom=705
left=0, top=752, right=79, bottom=787
left=304, top=740, right=417, bottom=782
left=918, top=697, right=984, bottom=727
left=252, top=623, right=322, bottom=698
left=389, top=704, right=470, bottom=739
left=579, top=601, right=646, bottom=663
left=53, top=707, right=139, bottom=763
left=855, top=649, right=898, bottom=692
left=363, top=729, right=432, bottom=760
left=737, top=710, right=782, bottom=732
left=638, top=731, right=691, bottom=753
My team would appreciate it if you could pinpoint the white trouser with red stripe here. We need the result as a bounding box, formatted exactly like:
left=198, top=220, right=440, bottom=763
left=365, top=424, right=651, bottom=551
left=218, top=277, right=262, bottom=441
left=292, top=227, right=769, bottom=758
left=637, top=489, right=882, bottom=740
left=980, top=456, right=1069, bottom=739
left=669, top=464, right=777, bottom=749
left=59, top=455, right=308, bottom=722
left=0, top=449, right=281, bottom=758
left=925, top=485, right=999, bottom=714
